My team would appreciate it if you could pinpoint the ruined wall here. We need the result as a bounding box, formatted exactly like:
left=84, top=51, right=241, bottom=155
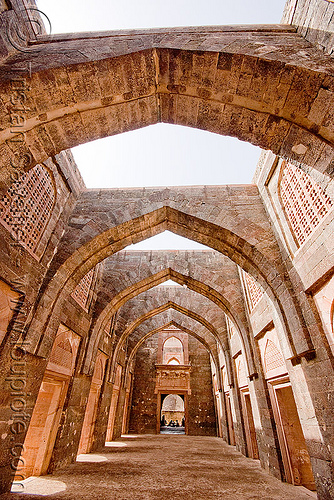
left=282, top=0, right=334, bottom=54
left=188, top=336, right=217, bottom=436
left=129, top=333, right=216, bottom=436
left=129, top=334, right=159, bottom=434
left=0, top=150, right=86, bottom=490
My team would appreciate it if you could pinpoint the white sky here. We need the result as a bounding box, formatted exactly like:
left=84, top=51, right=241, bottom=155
left=36, top=1, right=286, bottom=33
left=36, top=0, right=286, bottom=249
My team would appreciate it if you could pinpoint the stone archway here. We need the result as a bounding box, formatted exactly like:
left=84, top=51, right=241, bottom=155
left=1, top=28, right=334, bottom=193
left=26, top=207, right=315, bottom=363
left=125, top=320, right=221, bottom=380
left=115, top=318, right=221, bottom=438
left=85, top=268, right=255, bottom=378
left=112, top=301, right=223, bottom=363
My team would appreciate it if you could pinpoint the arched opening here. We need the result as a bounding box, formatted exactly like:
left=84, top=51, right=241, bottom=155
left=167, top=357, right=180, bottom=365
left=163, top=336, right=184, bottom=365
left=234, top=354, right=259, bottom=460
left=258, top=328, right=316, bottom=491
left=85, top=266, right=252, bottom=380
left=2, top=36, right=334, bottom=197
left=108, top=301, right=224, bottom=388
left=72, top=125, right=259, bottom=188
left=105, top=364, right=123, bottom=442
left=125, top=325, right=216, bottom=437
left=27, top=205, right=312, bottom=371
left=77, top=351, right=108, bottom=454
left=17, top=325, right=80, bottom=479
left=119, top=319, right=220, bottom=438
left=160, top=394, right=185, bottom=434
left=221, top=366, right=235, bottom=446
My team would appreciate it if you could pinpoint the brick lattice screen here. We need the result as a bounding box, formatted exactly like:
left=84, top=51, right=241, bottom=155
left=71, top=268, right=95, bottom=311
left=244, top=272, right=264, bottom=310
left=0, top=164, right=55, bottom=257
left=49, top=338, right=73, bottom=371
left=280, top=161, right=332, bottom=246
left=226, top=315, right=237, bottom=338
left=264, top=339, right=285, bottom=373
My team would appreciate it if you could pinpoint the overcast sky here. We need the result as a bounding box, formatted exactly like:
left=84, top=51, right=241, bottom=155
left=35, top=0, right=286, bottom=250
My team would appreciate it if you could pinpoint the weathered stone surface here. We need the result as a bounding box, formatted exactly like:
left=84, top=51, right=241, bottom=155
left=0, top=1, right=333, bottom=499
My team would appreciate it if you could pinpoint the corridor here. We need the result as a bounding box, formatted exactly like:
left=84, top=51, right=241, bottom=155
left=5, top=435, right=316, bottom=500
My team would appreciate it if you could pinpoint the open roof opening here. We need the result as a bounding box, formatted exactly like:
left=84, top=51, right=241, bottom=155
left=156, top=280, right=183, bottom=287
left=126, top=231, right=210, bottom=250
left=71, top=124, right=261, bottom=189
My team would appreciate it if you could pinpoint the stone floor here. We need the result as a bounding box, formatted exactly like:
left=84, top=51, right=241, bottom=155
left=2, top=435, right=317, bottom=500
left=160, top=426, right=185, bottom=434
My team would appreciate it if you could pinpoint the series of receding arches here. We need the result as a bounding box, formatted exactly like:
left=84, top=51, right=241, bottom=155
left=0, top=22, right=333, bottom=382
left=0, top=115, right=331, bottom=451
left=1, top=12, right=334, bottom=496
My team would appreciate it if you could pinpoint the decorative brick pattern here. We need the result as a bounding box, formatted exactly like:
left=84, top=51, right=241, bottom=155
left=264, top=339, right=285, bottom=373
left=226, top=316, right=237, bottom=338
left=236, top=355, right=248, bottom=388
left=49, top=338, right=73, bottom=371
left=71, top=268, right=94, bottom=311
left=0, top=164, right=55, bottom=258
left=244, top=272, right=264, bottom=310
left=280, top=161, right=332, bottom=246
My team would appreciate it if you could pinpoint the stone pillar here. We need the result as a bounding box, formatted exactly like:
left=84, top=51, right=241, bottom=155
left=48, top=374, right=92, bottom=471
left=229, top=384, right=247, bottom=456
left=0, top=345, right=47, bottom=494
left=92, top=377, right=113, bottom=451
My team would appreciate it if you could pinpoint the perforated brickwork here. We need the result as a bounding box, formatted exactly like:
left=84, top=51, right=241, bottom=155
left=49, top=338, right=73, bottom=370
left=0, top=164, right=55, bottom=257
left=71, top=268, right=94, bottom=311
left=236, top=356, right=248, bottom=388
left=244, top=272, right=264, bottom=310
left=264, top=339, right=285, bottom=373
left=226, top=315, right=237, bottom=338
left=280, top=161, right=332, bottom=246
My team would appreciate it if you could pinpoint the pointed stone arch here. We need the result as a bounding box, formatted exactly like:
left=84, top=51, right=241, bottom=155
left=162, top=336, right=184, bottom=365
left=85, top=267, right=255, bottom=378
left=27, top=206, right=314, bottom=364
left=109, top=301, right=251, bottom=385
left=123, top=320, right=223, bottom=390
left=1, top=29, right=334, bottom=192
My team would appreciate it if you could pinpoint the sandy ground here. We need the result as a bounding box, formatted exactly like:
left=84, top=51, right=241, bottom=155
left=1, top=434, right=317, bottom=500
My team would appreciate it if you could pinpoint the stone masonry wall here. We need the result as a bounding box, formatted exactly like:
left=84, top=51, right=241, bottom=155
left=129, top=334, right=159, bottom=434
left=129, top=333, right=216, bottom=436
left=188, top=335, right=217, bottom=436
